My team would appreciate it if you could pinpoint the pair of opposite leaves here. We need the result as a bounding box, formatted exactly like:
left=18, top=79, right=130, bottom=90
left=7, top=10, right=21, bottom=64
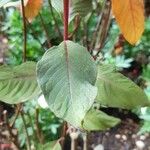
left=0, top=40, right=149, bottom=130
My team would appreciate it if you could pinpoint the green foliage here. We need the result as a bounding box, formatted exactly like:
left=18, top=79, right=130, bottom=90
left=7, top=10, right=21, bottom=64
left=70, top=0, right=92, bottom=18
left=1, top=9, right=43, bottom=65
left=51, top=0, right=63, bottom=13
left=139, top=107, right=150, bottom=134
left=82, top=108, right=120, bottom=131
left=139, top=121, right=150, bottom=134
left=143, top=64, right=150, bottom=82
left=0, top=0, right=17, bottom=7
left=38, top=140, right=61, bottom=150
left=0, top=62, right=41, bottom=104
left=14, top=99, right=61, bottom=149
left=37, top=40, right=97, bottom=128
left=96, top=64, right=150, bottom=109
left=1, top=6, right=63, bottom=65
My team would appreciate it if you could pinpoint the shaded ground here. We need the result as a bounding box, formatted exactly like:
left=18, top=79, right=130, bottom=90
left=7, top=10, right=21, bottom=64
left=62, top=109, right=150, bottom=150
left=88, top=118, right=150, bottom=150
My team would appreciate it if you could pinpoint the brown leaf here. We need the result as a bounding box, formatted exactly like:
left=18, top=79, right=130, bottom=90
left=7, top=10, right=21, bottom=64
left=111, top=0, right=145, bottom=44
left=24, top=0, right=43, bottom=22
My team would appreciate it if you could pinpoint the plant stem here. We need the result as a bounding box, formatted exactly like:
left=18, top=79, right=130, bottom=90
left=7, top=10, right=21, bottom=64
left=63, top=0, right=69, bottom=40
left=60, top=1, right=70, bottom=148
left=35, top=108, right=44, bottom=144
left=48, top=0, right=63, bottom=39
left=10, top=104, right=22, bottom=127
left=21, top=0, right=27, bottom=62
left=60, top=122, right=68, bottom=149
left=83, top=133, right=87, bottom=150
left=94, top=0, right=111, bottom=58
left=3, top=110, right=20, bottom=149
left=71, top=138, right=75, bottom=150
left=20, top=110, right=31, bottom=150
left=39, top=13, right=52, bottom=48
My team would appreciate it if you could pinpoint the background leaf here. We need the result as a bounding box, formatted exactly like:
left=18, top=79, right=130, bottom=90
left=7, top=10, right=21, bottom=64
left=0, top=62, right=41, bottom=104
left=24, top=0, right=43, bottom=22
left=51, top=0, right=92, bottom=21
left=37, top=41, right=97, bottom=128
left=0, top=0, right=16, bottom=7
left=96, top=64, right=150, bottom=109
left=82, top=108, right=120, bottom=131
left=70, top=0, right=92, bottom=18
left=111, top=0, right=144, bottom=44
left=51, top=0, right=63, bottom=13
left=38, top=140, right=61, bottom=150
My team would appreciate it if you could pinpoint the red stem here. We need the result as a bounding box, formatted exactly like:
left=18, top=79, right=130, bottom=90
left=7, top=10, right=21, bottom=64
left=63, top=0, right=69, bottom=40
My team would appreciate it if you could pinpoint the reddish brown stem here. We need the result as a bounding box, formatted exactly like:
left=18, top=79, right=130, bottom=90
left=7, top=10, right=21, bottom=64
left=21, top=0, right=27, bottom=62
left=63, top=0, right=69, bottom=40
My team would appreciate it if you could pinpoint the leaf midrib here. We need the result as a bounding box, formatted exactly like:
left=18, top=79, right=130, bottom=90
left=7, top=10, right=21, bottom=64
left=64, top=42, right=73, bottom=101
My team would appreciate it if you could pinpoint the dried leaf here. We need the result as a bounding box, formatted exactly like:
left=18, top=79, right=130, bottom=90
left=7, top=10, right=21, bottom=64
left=24, top=0, right=43, bottom=22
left=111, top=0, right=145, bottom=44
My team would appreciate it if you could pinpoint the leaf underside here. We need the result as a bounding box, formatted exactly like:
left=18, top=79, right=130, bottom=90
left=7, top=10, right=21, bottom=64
left=0, top=62, right=41, bottom=104
left=37, top=40, right=97, bottom=128
left=82, top=108, right=120, bottom=131
left=70, top=0, right=92, bottom=17
left=96, top=64, right=150, bottom=109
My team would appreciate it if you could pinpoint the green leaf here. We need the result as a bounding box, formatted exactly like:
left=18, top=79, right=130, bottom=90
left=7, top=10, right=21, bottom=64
left=51, top=0, right=63, bottom=13
left=0, top=0, right=12, bottom=7
left=38, top=140, right=61, bottom=150
left=82, top=108, right=120, bottom=131
left=70, top=0, right=92, bottom=17
left=0, top=62, right=41, bottom=104
left=96, top=64, right=150, bottom=109
left=37, top=41, right=97, bottom=128
left=0, top=0, right=20, bottom=8
left=51, top=0, right=92, bottom=18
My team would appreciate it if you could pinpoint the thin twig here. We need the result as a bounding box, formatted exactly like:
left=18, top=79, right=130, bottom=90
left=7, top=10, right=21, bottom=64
left=35, top=108, right=44, bottom=144
left=68, top=15, right=81, bottom=40
left=90, top=0, right=107, bottom=52
left=3, top=110, right=13, bottom=140
left=10, top=104, right=22, bottom=128
left=3, top=110, right=20, bottom=149
left=21, top=0, right=27, bottom=62
left=71, top=138, right=75, bottom=150
left=48, top=0, right=63, bottom=39
left=83, top=20, right=90, bottom=51
left=39, top=13, right=52, bottom=48
left=83, top=133, right=87, bottom=150
left=94, top=0, right=112, bottom=58
left=20, top=110, right=31, bottom=150
left=60, top=122, right=68, bottom=149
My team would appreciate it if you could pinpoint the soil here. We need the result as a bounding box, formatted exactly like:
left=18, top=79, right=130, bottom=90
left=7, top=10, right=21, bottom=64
left=87, top=109, right=150, bottom=150
left=1, top=108, right=150, bottom=150
left=63, top=109, right=150, bottom=150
